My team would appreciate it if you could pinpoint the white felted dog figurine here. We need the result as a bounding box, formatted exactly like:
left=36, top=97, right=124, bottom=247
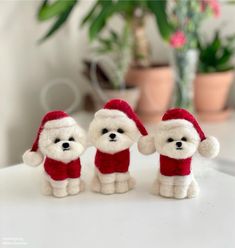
left=88, top=99, right=148, bottom=194
left=23, top=111, right=86, bottom=198
left=138, top=108, right=220, bottom=199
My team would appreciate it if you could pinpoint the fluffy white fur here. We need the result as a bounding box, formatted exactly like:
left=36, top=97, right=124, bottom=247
left=23, top=149, right=44, bottom=166
left=139, top=118, right=219, bottom=199
left=44, top=117, right=76, bottom=129
left=39, top=125, right=86, bottom=163
left=198, top=136, right=220, bottom=158
left=42, top=173, right=85, bottom=198
left=24, top=119, right=87, bottom=198
left=89, top=109, right=138, bottom=194
left=95, top=109, right=127, bottom=119
left=152, top=172, right=199, bottom=199
left=155, top=124, right=200, bottom=159
left=89, top=110, right=139, bottom=154
left=91, top=170, right=135, bottom=194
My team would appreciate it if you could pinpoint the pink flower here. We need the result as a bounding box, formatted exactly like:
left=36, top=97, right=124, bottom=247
left=170, top=31, right=187, bottom=48
left=201, top=0, right=221, bottom=17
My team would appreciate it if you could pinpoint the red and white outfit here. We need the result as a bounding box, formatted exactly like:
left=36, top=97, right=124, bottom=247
left=23, top=110, right=85, bottom=197
left=139, top=108, right=220, bottom=199
left=90, top=99, right=148, bottom=194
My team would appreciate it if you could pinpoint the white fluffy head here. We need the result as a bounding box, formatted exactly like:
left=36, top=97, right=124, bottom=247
left=155, top=119, right=200, bottom=159
left=88, top=109, right=139, bottom=154
left=39, top=125, right=86, bottom=163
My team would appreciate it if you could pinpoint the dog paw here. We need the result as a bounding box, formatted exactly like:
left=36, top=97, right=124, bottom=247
left=115, top=181, right=129, bottom=193
left=160, top=184, right=174, bottom=198
left=128, top=177, right=136, bottom=190
left=174, top=186, right=187, bottom=199
left=53, top=188, right=68, bottom=198
left=101, top=183, right=115, bottom=195
left=187, top=181, right=200, bottom=198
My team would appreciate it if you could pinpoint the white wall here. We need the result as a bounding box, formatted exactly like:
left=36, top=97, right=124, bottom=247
left=0, top=1, right=235, bottom=166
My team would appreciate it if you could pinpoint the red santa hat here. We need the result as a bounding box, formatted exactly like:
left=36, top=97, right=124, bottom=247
left=23, top=110, right=77, bottom=166
left=95, top=99, right=148, bottom=136
left=139, top=108, right=219, bottom=158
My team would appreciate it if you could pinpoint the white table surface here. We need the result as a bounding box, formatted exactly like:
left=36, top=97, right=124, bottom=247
left=1, top=145, right=235, bottom=248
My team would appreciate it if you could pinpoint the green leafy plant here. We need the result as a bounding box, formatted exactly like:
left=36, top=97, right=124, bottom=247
left=37, top=0, right=172, bottom=67
left=94, top=23, right=132, bottom=89
left=198, top=32, right=235, bottom=73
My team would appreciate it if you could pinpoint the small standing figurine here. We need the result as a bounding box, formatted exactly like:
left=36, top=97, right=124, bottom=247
left=138, top=108, right=220, bottom=199
left=88, top=99, right=148, bottom=194
left=23, top=111, right=86, bottom=198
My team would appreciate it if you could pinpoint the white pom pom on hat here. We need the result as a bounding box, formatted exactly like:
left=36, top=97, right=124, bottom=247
left=160, top=108, right=220, bottom=158
left=22, top=110, right=77, bottom=166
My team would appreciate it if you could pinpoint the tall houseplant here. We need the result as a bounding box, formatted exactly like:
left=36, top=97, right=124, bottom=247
left=165, top=0, right=220, bottom=111
left=195, top=31, right=235, bottom=121
left=79, top=0, right=174, bottom=119
left=83, top=24, right=141, bottom=109
left=37, top=0, right=173, bottom=119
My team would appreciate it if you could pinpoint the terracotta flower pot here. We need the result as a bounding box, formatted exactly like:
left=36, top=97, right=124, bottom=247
left=126, top=66, right=174, bottom=123
left=194, top=71, right=234, bottom=121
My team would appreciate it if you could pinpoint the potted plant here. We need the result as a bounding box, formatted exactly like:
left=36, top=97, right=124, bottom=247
left=81, top=0, right=174, bottom=121
left=83, top=24, right=140, bottom=109
left=194, top=31, right=235, bottom=121
left=162, top=0, right=221, bottom=112
left=37, top=0, right=173, bottom=120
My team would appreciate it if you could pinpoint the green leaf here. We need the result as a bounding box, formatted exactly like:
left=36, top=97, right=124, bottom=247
left=81, top=0, right=100, bottom=26
left=39, top=3, right=75, bottom=42
left=38, top=0, right=77, bottom=21
left=147, top=0, right=173, bottom=40
left=89, top=2, right=114, bottom=41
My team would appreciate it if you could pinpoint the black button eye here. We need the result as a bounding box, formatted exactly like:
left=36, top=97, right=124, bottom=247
left=167, top=138, right=174, bottom=143
left=54, top=138, right=60, bottom=143
left=181, top=137, right=187, bottom=142
left=69, top=137, right=75, bottom=142
left=117, top=128, right=124, bottom=134
left=102, top=128, right=109, bottom=135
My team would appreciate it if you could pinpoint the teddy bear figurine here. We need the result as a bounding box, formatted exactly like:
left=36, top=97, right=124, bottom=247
left=138, top=108, right=220, bottom=199
left=88, top=99, right=148, bottom=195
left=23, top=110, right=87, bottom=198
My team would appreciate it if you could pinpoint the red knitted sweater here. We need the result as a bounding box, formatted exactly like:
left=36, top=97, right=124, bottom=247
left=160, top=155, right=192, bottom=176
left=44, top=157, right=81, bottom=180
left=95, top=149, right=130, bottom=174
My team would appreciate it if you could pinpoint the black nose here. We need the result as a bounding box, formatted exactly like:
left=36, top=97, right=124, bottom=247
left=176, top=142, right=182, bottom=148
left=109, top=133, right=116, bottom=139
left=62, top=142, right=70, bottom=149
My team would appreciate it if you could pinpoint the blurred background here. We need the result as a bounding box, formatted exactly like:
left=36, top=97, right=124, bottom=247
left=1, top=0, right=235, bottom=167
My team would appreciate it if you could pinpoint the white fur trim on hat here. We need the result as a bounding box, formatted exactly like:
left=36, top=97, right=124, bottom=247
left=138, top=135, right=156, bottom=155
left=44, top=117, right=77, bottom=129
left=95, top=109, right=127, bottom=119
left=158, top=119, right=193, bottom=130
left=22, top=149, right=44, bottom=167
left=198, top=136, right=220, bottom=159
